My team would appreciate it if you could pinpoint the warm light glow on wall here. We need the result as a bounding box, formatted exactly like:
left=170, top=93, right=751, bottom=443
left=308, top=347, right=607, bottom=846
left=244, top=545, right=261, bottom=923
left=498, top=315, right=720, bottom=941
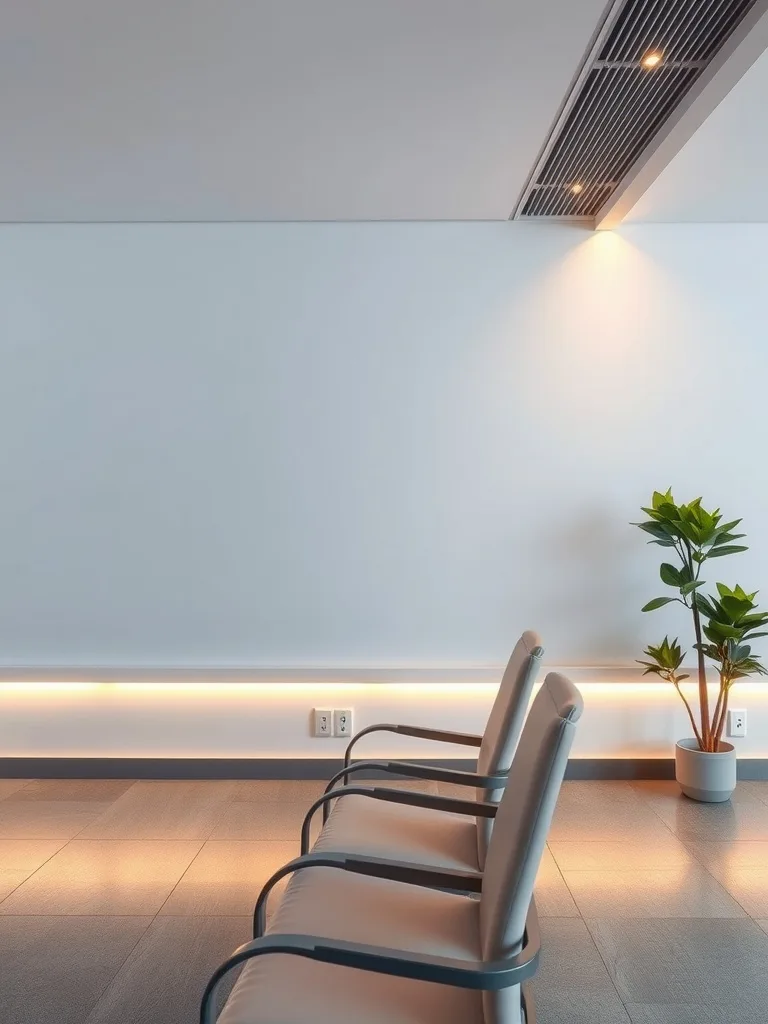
left=1, top=680, right=766, bottom=760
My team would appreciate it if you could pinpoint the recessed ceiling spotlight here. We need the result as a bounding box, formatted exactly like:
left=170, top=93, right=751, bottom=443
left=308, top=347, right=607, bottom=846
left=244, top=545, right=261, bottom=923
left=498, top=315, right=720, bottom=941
left=641, top=51, right=663, bottom=69
left=570, top=183, right=584, bottom=195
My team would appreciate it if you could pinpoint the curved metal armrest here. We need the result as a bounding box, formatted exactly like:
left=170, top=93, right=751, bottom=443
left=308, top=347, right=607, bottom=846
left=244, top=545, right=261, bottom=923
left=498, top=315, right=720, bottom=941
left=252, top=850, right=483, bottom=938
left=301, top=785, right=498, bottom=855
left=202, top=908, right=540, bottom=1024
left=322, top=760, right=507, bottom=821
left=343, top=723, right=482, bottom=771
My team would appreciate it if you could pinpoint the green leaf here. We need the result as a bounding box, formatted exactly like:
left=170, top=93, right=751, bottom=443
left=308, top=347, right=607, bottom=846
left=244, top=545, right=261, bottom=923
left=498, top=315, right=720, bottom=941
left=633, top=522, right=677, bottom=547
left=707, top=545, right=748, bottom=558
left=680, top=580, right=705, bottom=596
left=703, top=622, right=743, bottom=642
left=652, top=489, right=674, bottom=510
left=657, top=501, right=683, bottom=523
left=710, top=531, right=746, bottom=547
left=660, top=563, right=682, bottom=587
left=720, top=596, right=754, bottom=622
left=676, top=518, right=702, bottom=546
left=710, top=518, right=743, bottom=538
left=694, top=593, right=719, bottom=618
left=642, top=596, right=677, bottom=612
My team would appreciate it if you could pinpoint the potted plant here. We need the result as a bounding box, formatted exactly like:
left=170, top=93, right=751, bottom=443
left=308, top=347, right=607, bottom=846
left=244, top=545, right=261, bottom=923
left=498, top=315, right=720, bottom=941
left=633, top=490, right=768, bottom=802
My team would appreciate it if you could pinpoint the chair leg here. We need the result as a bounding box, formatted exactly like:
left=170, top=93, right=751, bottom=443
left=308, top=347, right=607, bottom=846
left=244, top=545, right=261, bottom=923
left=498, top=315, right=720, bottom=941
left=521, top=980, right=536, bottom=1024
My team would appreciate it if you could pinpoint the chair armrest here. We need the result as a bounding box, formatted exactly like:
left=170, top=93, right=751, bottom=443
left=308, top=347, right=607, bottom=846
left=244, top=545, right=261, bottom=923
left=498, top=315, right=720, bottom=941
left=202, top=907, right=540, bottom=1023
left=322, top=760, right=506, bottom=820
left=252, top=851, right=483, bottom=937
left=301, top=785, right=498, bottom=855
left=343, top=723, right=482, bottom=771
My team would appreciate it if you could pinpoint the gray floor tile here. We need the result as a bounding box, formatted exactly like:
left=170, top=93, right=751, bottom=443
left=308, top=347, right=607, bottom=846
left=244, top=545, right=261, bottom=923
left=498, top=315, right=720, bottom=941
left=563, top=865, right=745, bottom=918
left=549, top=800, right=674, bottom=842
left=0, top=839, right=68, bottom=902
left=685, top=840, right=768, bottom=872
left=0, top=915, right=151, bottom=1024
left=78, top=782, right=237, bottom=840
left=0, top=840, right=202, bottom=915
left=686, top=840, right=768, bottom=916
left=437, top=781, right=485, bottom=798
left=536, top=991, right=631, bottom=1023
left=0, top=780, right=32, bottom=801
left=626, top=1001, right=768, bottom=1023
left=160, top=840, right=299, bottom=916
left=560, top=781, right=648, bottom=806
left=534, top=847, right=579, bottom=917
left=631, top=781, right=767, bottom=807
left=549, top=838, right=694, bottom=871
left=230, top=779, right=328, bottom=802
left=84, top=916, right=249, bottom=1024
left=587, top=917, right=768, bottom=1004
left=208, top=800, right=315, bottom=840
left=727, top=781, right=768, bottom=806
left=535, top=917, right=623, bottom=995
left=756, top=919, right=768, bottom=935
left=379, top=779, right=440, bottom=794
left=10, top=780, right=136, bottom=803
left=0, top=801, right=110, bottom=839
left=698, top=869, right=768, bottom=918
left=632, top=782, right=768, bottom=841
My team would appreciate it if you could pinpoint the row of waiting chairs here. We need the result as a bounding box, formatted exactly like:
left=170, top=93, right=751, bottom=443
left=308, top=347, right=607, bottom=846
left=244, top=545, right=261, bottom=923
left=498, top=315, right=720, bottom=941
left=201, top=631, right=582, bottom=1024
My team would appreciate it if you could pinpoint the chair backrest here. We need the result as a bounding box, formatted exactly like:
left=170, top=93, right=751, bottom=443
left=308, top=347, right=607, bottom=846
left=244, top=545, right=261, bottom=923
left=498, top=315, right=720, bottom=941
left=479, top=672, right=582, bottom=1024
left=475, top=631, right=543, bottom=867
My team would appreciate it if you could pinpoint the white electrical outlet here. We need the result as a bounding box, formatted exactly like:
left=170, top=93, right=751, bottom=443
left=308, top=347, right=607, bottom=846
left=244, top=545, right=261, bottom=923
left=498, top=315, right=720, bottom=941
left=333, top=708, right=353, bottom=738
left=312, top=708, right=333, bottom=738
left=727, top=708, right=747, bottom=738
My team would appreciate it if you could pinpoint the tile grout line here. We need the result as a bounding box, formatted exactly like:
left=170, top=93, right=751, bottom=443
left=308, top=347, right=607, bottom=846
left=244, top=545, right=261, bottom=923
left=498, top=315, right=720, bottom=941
left=579, top=915, right=635, bottom=1020
left=79, top=782, right=240, bottom=1023
left=80, top=780, right=295, bottom=1022
left=682, top=840, right=768, bottom=922
left=0, top=780, right=143, bottom=909
left=81, top=915, right=158, bottom=1024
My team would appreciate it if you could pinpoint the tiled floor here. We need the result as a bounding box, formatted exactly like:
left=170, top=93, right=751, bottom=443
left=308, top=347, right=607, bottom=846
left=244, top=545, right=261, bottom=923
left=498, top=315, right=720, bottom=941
left=1, top=778, right=768, bottom=1023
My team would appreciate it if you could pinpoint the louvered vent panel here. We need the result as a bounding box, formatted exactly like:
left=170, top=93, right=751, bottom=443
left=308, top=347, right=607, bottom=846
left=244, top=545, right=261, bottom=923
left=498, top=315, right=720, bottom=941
left=516, top=0, right=758, bottom=219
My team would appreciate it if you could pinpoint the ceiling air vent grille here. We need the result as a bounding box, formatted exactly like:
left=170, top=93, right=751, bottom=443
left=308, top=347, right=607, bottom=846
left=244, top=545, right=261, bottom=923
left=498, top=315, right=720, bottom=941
left=514, top=0, right=759, bottom=220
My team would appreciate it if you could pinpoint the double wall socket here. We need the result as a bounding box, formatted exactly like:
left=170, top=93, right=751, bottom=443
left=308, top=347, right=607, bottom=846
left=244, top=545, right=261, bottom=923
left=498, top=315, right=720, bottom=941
left=312, top=708, right=353, bottom=738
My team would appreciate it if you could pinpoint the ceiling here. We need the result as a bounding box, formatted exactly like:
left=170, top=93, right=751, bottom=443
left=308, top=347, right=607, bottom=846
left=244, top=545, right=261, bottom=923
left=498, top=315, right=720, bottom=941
left=0, top=0, right=609, bottom=221
left=626, top=45, right=768, bottom=223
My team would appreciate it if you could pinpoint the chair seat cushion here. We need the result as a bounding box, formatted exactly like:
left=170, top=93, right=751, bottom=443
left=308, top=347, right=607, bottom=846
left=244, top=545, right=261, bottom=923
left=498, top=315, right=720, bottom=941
left=313, top=793, right=481, bottom=872
left=218, top=867, right=484, bottom=1024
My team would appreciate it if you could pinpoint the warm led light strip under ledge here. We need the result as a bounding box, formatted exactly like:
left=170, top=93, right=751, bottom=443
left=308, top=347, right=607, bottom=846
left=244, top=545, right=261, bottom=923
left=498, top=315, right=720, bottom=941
left=0, top=675, right=767, bottom=761
left=1, top=680, right=768, bottom=695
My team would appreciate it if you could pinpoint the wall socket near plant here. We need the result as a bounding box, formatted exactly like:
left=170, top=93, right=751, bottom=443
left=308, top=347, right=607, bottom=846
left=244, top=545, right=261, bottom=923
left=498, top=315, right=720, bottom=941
left=727, top=709, right=747, bottom=738
left=311, top=708, right=354, bottom=738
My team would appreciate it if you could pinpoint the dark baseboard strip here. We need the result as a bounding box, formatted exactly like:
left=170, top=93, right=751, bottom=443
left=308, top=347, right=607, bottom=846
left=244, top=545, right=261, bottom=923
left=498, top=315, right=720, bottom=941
left=1, top=757, right=767, bottom=781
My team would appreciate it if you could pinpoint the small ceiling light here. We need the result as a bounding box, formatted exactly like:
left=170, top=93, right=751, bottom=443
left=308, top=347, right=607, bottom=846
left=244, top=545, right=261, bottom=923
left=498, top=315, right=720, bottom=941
left=641, top=51, right=663, bottom=69
left=570, top=183, right=584, bottom=195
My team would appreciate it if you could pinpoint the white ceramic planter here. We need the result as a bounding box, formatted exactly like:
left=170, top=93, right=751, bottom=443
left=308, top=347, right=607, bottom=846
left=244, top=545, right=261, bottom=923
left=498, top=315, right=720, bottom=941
left=675, top=738, right=736, bottom=802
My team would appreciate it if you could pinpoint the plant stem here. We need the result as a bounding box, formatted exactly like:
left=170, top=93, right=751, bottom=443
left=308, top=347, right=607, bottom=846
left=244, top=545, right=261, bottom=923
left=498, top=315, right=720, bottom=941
left=709, top=683, right=725, bottom=753
left=685, top=541, right=711, bottom=751
left=712, top=679, right=731, bottom=750
left=673, top=678, right=703, bottom=749
left=696, top=598, right=712, bottom=749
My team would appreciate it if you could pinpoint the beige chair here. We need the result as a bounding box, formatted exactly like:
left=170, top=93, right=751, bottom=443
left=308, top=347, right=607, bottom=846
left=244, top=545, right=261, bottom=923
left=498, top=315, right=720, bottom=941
left=202, top=672, right=583, bottom=1024
left=300, top=631, right=543, bottom=871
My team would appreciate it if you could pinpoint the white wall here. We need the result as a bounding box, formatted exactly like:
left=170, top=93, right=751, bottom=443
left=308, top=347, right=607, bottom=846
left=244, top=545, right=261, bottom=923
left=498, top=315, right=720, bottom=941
left=2, top=220, right=768, bottom=758
left=2, top=221, right=768, bottom=674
